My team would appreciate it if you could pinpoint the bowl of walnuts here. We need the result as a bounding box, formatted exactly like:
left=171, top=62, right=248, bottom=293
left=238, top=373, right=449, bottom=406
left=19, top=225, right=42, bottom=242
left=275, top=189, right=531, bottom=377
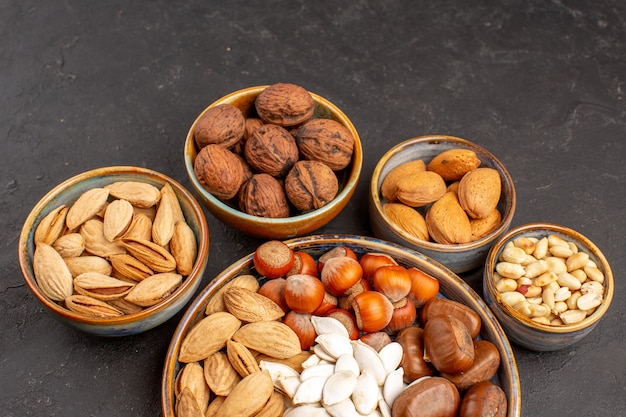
left=184, top=83, right=363, bottom=239
left=369, top=135, right=516, bottom=273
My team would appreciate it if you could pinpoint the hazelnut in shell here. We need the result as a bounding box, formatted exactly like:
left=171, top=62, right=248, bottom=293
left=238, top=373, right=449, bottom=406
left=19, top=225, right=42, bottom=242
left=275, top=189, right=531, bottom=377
left=296, top=118, right=355, bottom=171
left=193, top=144, right=244, bottom=201
left=244, top=124, right=299, bottom=177
left=238, top=173, right=290, bottom=218
left=193, top=103, right=245, bottom=150
left=254, top=83, right=315, bottom=127
left=285, top=160, right=339, bottom=212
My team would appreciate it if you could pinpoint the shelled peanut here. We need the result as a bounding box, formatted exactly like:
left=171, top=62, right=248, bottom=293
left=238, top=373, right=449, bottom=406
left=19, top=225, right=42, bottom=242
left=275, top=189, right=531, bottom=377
left=381, top=148, right=503, bottom=244
left=32, top=181, right=197, bottom=317
left=493, top=234, right=605, bottom=325
left=173, top=240, right=507, bottom=417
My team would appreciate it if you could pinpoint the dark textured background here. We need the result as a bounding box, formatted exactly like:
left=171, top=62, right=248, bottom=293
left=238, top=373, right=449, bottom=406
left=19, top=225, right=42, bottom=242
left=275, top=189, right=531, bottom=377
left=2, top=1, right=625, bottom=416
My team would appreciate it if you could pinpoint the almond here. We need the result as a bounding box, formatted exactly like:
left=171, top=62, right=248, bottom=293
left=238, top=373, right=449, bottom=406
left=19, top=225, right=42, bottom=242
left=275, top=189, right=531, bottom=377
left=178, top=311, right=242, bottom=363
left=383, top=203, right=429, bottom=241
left=223, top=286, right=285, bottom=322
left=380, top=159, right=426, bottom=202
left=232, top=320, right=302, bottom=359
left=470, top=208, right=502, bottom=240
left=214, top=370, right=274, bottom=417
left=426, top=192, right=472, bottom=244
left=205, top=274, right=260, bottom=315
left=427, top=148, right=481, bottom=181
left=395, top=171, right=447, bottom=207
left=458, top=167, right=502, bottom=219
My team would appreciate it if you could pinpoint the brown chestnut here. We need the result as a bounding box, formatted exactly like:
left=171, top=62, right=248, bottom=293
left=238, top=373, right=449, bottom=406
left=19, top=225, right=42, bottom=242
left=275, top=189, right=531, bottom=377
left=458, top=380, right=507, bottom=417
left=395, top=326, right=434, bottom=383
left=392, top=376, right=460, bottom=417
left=421, top=297, right=482, bottom=339
left=423, top=315, right=474, bottom=374
left=441, top=339, right=501, bottom=391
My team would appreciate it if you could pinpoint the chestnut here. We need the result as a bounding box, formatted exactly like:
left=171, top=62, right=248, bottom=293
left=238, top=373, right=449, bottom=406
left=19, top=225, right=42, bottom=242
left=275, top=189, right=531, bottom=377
left=423, top=315, right=474, bottom=374
left=392, top=376, right=460, bottom=417
left=441, top=339, right=501, bottom=391
left=458, top=380, right=507, bottom=417
left=421, top=297, right=482, bottom=339
left=395, top=326, right=434, bottom=383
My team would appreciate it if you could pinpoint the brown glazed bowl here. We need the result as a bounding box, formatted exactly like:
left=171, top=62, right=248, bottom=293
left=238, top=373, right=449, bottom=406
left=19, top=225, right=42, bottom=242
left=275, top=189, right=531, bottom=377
left=184, top=85, right=363, bottom=239
left=483, top=222, right=614, bottom=351
left=18, top=166, right=210, bottom=336
left=369, top=134, right=516, bottom=273
left=162, top=234, right=521, bottom=417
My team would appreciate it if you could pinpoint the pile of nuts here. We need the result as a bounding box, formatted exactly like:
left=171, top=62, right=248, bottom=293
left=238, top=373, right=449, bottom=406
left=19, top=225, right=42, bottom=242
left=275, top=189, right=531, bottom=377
left=32, top=181, right=198, bottom=317
left=493, top=234, right=606, bottom=326
left=381, top=148, right=503, bottom=244
left=193, top=83, right=356, bottom=218
left=173, top=240, right=507, bottom=417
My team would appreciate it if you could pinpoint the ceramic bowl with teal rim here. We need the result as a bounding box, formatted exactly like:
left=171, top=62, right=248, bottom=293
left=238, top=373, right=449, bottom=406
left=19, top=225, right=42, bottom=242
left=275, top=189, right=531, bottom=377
left=369, top=135, right=516, bottom=273
left=18, top=166, right=210, bottom=336
left=184, top=85, right=363, bottom=239
left=483, top=222, right=614, bottom=351
left=162, top=234, right=521, bottom=417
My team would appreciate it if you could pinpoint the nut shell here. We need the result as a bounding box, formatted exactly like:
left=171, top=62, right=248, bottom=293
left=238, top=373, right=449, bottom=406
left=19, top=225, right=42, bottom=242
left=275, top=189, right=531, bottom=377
left=296, top=118, right=355, bottom=171
left=458, top=167, right=502, bottom=219
left=255, top=83, right=315, bottom=127
left=194, top=144, right=245, bottom=200
left=426, top=191, right=472, bottom=244
left=285, top=160, right=339, bottom=211
left=427, top=148, right=481, bottom=181
left=238, top=173, right=290, bottom=218
left=244, top=124, right=299, bottom=177
left=194, top=103, right=245, bottom=150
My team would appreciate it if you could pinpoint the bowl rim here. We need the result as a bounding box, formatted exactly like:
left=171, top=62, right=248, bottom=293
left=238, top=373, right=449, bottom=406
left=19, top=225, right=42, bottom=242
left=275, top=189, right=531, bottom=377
left=183, top=85, right=363, bottom=226
left=161, top=233, right=521, bottom=417
left=483, top=222, right=614, bottom=334
left=18, top=165, right=210, bottom=326
left=370, top=134, right=517, bottom=252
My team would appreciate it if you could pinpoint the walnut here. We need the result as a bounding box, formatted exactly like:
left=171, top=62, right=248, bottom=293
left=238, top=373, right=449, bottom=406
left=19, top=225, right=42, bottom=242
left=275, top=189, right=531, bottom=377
left=194, top=104, right=245, bottom=150
left=244, top=124, right=299, bottom=177
left=296, top=118, right=355, bottom=171
left=233, top=118, right=265, bottom=155
left=193, top=144, right=244, bottom=200
left=238, top=173, right=290, bottom=218
left=285, top=160, right=338, bottom=211
left=255, top=83, right=315, bottom=127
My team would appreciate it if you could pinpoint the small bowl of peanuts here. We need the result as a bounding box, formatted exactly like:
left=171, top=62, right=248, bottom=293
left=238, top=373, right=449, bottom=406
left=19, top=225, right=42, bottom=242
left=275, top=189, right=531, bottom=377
left=483, top=222, right=614, bottom=351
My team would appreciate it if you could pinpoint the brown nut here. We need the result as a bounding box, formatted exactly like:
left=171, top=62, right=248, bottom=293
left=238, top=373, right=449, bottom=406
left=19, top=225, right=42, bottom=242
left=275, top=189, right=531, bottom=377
left=396, top=171, right=447, bottom=208
left=458, top=380, right=507, bottom=417
left=238, top=173, right=290, bottom=218
left=380, top=159, right=426, bottom=202
left=420, top=297, right=482, bottom=339
left=392, top=376, right=460, bottom=417
left=458, top=167, right=502, bottom=219
left=423, top=315, right=475, bottom=374
left=425, top=191, right=472, bottom=244
left=244, top=124, right=299, bottom=177
left=254, top=83, right=315, bottom=127
left=194, top=103, right=245, bottom=150
left=427, top=148, right=481, bottom=181
left=285, top=160, right=339, bottom=211
left=395, top=326, right=435, bottom=383
left=194, top=144, right=244, bottom=200
left=295, top=118, right=355, bottom=171
left=441, top=339, right=501, bottom=391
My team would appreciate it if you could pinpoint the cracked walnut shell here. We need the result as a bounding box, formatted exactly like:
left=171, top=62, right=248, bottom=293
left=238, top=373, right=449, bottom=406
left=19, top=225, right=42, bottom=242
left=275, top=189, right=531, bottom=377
left=285, top=160, right=338, bottom=211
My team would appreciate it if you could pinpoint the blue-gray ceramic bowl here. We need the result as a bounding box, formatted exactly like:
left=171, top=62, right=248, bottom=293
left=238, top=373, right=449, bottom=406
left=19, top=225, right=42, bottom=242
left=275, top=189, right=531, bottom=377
left=162, top=234, right=521, bottom=417
left=369, top=135, right=516, bottom=273
left=483, top=223, right=614, bottom=351
left=18, top=166, right=210, bottom=337
left=184, top=85, right=363, bottom=239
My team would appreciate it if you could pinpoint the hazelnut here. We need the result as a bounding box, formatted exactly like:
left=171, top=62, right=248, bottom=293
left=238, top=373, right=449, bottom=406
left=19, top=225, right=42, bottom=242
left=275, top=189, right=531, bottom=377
left=285, top=160, right=338, bottom=211
left=193, top=103, right=245, bottom=150
left=244, top=124, right=299, bottom=177
left=296, top=118, right=355, bottom=171
left=255, top=83, right=315, bottom=127
left=238, top=173, right=290, bottom=218
left=193, top=144, right=244, bottom=200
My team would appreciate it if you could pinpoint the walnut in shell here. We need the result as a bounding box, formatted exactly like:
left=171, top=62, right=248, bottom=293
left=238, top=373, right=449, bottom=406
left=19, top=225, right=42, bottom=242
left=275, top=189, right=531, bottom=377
left=285, top=160, right=338, bottom=211
left=296, top=118, right=355, bottom=171
left=254, top=83, right=315, bottom=127
left=244, top=124, right=299, bottom=177
left=194, top=144, right=244, bottom=200
left=194, top=104, right=245, bottom=150
left=238, top=173, right=290, bottom=218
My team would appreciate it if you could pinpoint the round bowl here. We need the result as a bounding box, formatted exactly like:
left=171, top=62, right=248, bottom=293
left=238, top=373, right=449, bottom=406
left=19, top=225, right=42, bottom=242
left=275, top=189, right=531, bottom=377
left=162, top=234, right=521, bottom=417
left=483, top=222, right=614, bottom=351
left=18, top=166, right=210, bottom=337
left=184, top=85, right=363, bottom=239
left=369, top=134, right=516, bottom=273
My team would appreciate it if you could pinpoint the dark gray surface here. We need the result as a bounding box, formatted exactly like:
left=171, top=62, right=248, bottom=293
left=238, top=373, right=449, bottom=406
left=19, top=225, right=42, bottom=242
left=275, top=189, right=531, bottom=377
left=2, top=1, right=625, bottom=416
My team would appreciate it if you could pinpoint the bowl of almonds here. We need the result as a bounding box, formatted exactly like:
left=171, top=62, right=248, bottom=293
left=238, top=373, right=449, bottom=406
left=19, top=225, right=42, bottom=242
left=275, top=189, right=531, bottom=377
left=162, top=234, right=521, bottom=417
left=369, top=135, right=516, bottom=273
left=483, top=222, right=614, bottom=351
left=18, top=166, right=210, bottom=336
left=184, top=83, right=362, bottom=239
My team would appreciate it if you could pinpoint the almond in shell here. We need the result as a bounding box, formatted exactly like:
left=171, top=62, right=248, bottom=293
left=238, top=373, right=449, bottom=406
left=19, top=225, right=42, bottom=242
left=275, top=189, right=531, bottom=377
left=109, top=253, right=154, bottom=282
left=383, top=203, right=429, bottom=241
left=226, top=339, right=261, bottom=377
left=80, top=219, right=127, bottom=258
left=178, top=311, right=242, bottom=363
left=427, top=148, right=481, bottom=181
left=175, top=362, right=210, bottom=414
left=380, top=160, right=426, bottom=202
left=34, top=205, right=68, bottom=245
left=203, top=351, right=241, bottom=396
left=52, top=232, right=84, bottom=258
left=223, top=286, right=285, bottom=322
left=170, top=221, right=198, bottom=276
left=458, top=167, right=502, bottom=219
left=122, top=212, right=153, bottom=241
left=63, top=255, right=112, bottom=277
left=232, top=320, right=302, bottom=359
left=74, top=272, right=135, bottom=301
left=396, top=171, right=447, bottom=207
left=175, top=387, right=204, bottom=417
left=470, top=208, right=502, bottom=240
left=66, top=187, right=110, bottom=230
left=214, top=370, right=274, bottom=417
left=124, top=272, right=182, bottom=307
left=33, top=243, right=74, bottom=301
left=104, top=181, right=161, bottom=208
left=65, top=294, right=125, bottom=318
left=103, top=199, right=134, bottom=242
left=426, top=191, right=472, bottom=244
left=205, top=274, right=260, bottom=315
left=121, top=237, right=176, bottom=272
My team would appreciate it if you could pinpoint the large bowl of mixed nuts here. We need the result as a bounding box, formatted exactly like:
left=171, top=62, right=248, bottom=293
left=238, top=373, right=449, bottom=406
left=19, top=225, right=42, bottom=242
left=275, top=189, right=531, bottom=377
left=184, top=83, right=363, bottom=239
left=483, top=222, right=614, bottom=351
left=18, top=166, right=210, bottom=336
left=369, top=135, right=516, bottom=273
left=162, top=234, right=521, bottom=417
